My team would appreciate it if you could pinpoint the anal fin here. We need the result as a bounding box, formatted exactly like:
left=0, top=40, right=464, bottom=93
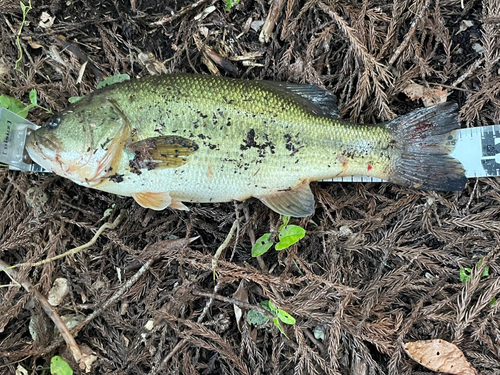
left=257, top=180, right=315, bottom=217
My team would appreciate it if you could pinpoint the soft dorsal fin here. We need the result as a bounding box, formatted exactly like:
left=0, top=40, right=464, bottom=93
left=257, top=180, right=315, bottom=217
left=256, top=81, right=339, bottom=118
left=127, top=135, right=199, bottom=171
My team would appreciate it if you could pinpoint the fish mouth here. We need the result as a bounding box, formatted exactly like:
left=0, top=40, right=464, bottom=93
left=25, top=131, right=60, bottom=171
left=26, top=130, right=93, bottom=175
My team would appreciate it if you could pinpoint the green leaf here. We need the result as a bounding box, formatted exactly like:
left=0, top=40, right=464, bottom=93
left=279, top=215, right=290, bottom=231
left=482, top=266, right=490, bottom=278
left=460, top=268, right=472, bottom=284
left=247, top=309, right=269, bottom=326
left=68, top=96, right=82, bottom=103
left=29, top=89, right=37, bottom=105
left=50, top=356, right=73, bottom=375
left=276, top=309, right=296, bottom=325
left=275, top=225, right=306, bottom=250
left=260, top=300, right=277, bottom=314
left=273, top=317, right=288, bottom=337
left=96, top=74, right=131, bottom=89
left=0, top=94, right=29, bottom=118
left=490, top=297, right=497, bottom=307
left=224, top=0, right=240, bottom=10
left=252, top=233, right=273, bottom=257
left=103, top=204, right=115, bottom=218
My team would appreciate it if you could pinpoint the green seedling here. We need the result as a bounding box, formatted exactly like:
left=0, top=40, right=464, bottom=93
left=460, top=258, right=489, bottom=284
left=252, top=216, right=306, bottom=257
left=69, top=74, right=131, bottom=103
left=224, top=0, right=240, bottom=10
left=97, top=74, right=130, bottom=89
left=247, top=300, right=296, bottom=338
left=14, top=0, right=33, bottom=77
left=460, top=258, right=497, bottom=307
left=103, top=203, right=116, bottom=218
left=0, top=94, right=29, bottom=118
left=50, top=356, right=73, bottom=375
left=0, top=89, right=52, bottom=118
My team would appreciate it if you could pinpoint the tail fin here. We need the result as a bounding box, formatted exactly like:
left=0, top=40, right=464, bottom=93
left=386, top=102, right=467, bottom=191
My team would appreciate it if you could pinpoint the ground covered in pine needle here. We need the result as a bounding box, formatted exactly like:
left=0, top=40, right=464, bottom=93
left=1, top=0, right=500, bottom=373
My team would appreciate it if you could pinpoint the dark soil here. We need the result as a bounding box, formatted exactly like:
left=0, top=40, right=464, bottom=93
left=1, top=0, right=500, bottom=374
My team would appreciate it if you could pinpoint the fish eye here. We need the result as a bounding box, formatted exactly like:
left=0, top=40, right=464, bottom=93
left=46, top=116, right=61, bottom=129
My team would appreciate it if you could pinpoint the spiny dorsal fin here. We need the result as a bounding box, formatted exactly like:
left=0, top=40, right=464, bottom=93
left=256, top=81, right=339, bottom=118
left=257, top=180, right=315, bottom=217
left=127, top=135, right=199, bottom=170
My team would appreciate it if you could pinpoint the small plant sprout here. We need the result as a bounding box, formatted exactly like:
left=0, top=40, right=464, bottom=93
left=459, top=258, right=497, bottom=307
left=15, top=0, right=33, bottom=77
left=69, top=74, right=131, bottom=103
left=96, top=74, right=131, bottom=89
left=103, top=203, right=116, bottom=218
left=251, top=216, right=306, bottom=257
left=246, top=300, right=296, bottom=338
left=460, top=257, right=489, bottom=285
left=224, top=0, right=240, bottom=11
left=0, top=89, right=52, bottom=118
left=50, top=355, right=73, bottom=375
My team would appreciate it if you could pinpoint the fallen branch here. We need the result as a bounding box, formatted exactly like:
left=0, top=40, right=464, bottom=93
left=388, top=0, right=432, bottom=65
left=212, top=217, right=242, bottom=278
left=151, top=282, right=224, bottom=374
left=0, top=259, right=82, bottom=364
left=9, top=210, right=127, bottom=269
left=4, top=256, right=155, bottom=360
left=259, top=0, right=286, bottom=43
left=70, top=258, right=154, bottom=336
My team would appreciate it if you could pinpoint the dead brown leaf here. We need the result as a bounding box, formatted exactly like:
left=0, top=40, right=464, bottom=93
left=404, top=339, right=478, bottom=375
left=403, top=82, right=448, bottom=107
left=232, top=280, right=249, bottom=332
left=39, top=12, right=55, bottom=28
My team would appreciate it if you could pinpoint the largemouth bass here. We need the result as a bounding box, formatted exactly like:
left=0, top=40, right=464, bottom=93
left=26, top=74, right=467, bottom=217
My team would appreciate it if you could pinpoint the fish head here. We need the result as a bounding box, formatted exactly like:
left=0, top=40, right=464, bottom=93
left=26, top=99, right=127, bottom=186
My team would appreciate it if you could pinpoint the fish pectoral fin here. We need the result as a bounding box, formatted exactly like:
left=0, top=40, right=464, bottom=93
left=257, top=180, right=315, bottom=218
left=127, top=135, right=199, bottom=170
left=133, top=191, right=172, bottom=210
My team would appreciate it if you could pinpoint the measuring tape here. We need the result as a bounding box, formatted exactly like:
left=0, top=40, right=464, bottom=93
left=2, top=107, right=500, bottom=180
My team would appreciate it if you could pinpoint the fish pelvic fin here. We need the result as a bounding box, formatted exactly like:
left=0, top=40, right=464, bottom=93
left=257, top=179, right=315, bottom=217
left=132, top=191, right=189, bottom=211
left=386, top=102, right=467, bottom=191
left=133, top=191, right=172, bottom=210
